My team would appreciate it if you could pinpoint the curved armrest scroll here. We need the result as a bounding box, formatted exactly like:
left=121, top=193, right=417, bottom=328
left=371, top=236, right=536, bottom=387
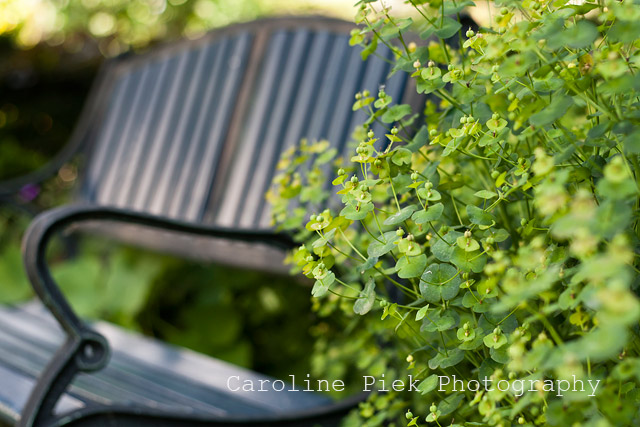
left=19, top=204, right=295, bottom=426
left=22, top=203, right=295, bottom=334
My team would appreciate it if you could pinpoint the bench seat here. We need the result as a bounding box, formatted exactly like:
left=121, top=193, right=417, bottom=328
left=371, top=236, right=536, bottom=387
left=0, top=302, right=333, bottom=426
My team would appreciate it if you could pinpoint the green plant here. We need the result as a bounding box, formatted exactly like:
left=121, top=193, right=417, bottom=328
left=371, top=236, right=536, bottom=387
left=139, top=261, right=319, bottom=377
left=269, top=0, right=640, bottom=425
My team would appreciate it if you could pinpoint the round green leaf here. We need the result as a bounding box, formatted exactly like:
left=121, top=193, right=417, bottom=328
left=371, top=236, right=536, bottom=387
left=367, top=237, right=396, bottom=258
left=431, top=231, right=462, bottom=262
left=417, top=374, right=439, bottom=395
left=354, top=278, right=376, bottom=315
left=451, top=247, right=487, bottom=273
left=391, top=148, right=412, bottom=166
left=474, top=190, right=498, bottom=199
left=421, top=309, right=459, bottom=333
left=434, top=16, right=462, bottom=38
left=311, top=271, right=335, bottom=297
left=383, top=205, right=417, bottom=225
left=396, top=254, right=427, bottom=278
left=412, top=203, right=444, bottom=224
left=549, top=20, right=598, bottom=49
left=420, top=263, right=461, bottom=303
left=381, top=104, right=412, bottom=123
left=429, top=348, right=464, bottom=369
left=340, top=202, right=373, bottom=220
left=466, top=205, right=494, bottom=226
left=529, top=95, right=573, bottom=127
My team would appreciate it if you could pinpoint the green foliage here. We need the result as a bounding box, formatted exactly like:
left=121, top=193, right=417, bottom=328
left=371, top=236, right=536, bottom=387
left=139, top=261, right=318, bottom=377
left=270, top=0, right=640, bottom=425
left=51, top=243, right=163, bottom=328
left=0, top=209, right=33, bottom=304
left=0, top=0, right=353, bottom=52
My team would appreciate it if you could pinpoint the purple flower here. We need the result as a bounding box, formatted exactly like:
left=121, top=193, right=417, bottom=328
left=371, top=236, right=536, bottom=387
left=19, top=184, right=40, bottom=202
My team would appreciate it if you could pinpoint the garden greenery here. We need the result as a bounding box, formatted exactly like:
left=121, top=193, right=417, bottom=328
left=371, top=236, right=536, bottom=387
left=268, top=0, right=640, bottom=425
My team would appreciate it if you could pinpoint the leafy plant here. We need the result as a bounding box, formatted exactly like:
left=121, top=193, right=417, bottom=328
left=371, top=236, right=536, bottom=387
left=269, top=0, right=640, bottom=425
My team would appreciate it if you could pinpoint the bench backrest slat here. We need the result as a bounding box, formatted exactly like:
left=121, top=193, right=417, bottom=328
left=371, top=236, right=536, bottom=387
left=76, top=17, right=419, bottom=233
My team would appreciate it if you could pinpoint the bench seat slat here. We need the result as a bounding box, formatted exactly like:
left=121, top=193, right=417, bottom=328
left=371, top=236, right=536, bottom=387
left=0, top=304, right=332, bottom=424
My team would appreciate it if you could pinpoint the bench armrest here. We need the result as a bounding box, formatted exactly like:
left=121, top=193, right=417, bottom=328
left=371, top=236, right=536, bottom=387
left=19, top=204, right=295, bottom=426
left=22, top=204, right=294, bottom=334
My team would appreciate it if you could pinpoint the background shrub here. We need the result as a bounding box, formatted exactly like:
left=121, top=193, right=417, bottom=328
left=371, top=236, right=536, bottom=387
left=269, top=0, right=640, bottom=425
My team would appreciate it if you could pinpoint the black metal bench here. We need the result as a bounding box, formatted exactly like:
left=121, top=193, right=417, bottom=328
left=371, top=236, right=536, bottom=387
left=0, top=16, right=421, bottom=427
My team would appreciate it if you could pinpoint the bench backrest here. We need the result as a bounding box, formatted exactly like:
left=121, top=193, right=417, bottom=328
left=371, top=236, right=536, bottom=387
left=73, top=17, right=420, bottom=233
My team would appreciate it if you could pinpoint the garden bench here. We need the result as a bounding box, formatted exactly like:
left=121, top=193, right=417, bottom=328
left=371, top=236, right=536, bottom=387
left=0, top=16, right=422, bottom=427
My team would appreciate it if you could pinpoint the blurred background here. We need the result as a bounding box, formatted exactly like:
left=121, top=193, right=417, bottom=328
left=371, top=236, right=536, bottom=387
left=0, top=0, right=362, bottom=183
left=0, top=0, right=488, bottom=183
